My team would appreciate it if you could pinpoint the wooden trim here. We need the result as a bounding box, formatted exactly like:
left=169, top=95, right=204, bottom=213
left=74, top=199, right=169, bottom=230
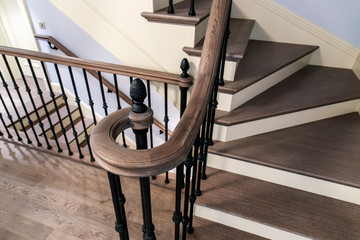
left=90, top=0, right=231, bottom=177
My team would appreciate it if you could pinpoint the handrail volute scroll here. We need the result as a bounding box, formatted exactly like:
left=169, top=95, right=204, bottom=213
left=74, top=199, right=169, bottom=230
left=90, top=0, right=231, bottom=178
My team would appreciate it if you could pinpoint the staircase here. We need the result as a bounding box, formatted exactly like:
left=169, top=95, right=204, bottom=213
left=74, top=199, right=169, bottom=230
left=1, top=0, right=360, bottom=239
left=144, top=1, right=360, bottom=239
left=0, top=77, right=95, bottom=156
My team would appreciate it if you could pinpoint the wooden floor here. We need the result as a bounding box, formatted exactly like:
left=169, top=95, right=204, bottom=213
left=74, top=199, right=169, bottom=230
left=0, top=138, right=251, bottom=240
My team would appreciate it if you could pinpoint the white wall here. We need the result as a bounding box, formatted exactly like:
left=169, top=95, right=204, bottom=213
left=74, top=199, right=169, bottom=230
left=24, top=0, right=122, bottom=64
left=272, top=0, right=360, bottom=48
left=24, top=0, right=180, bottom=147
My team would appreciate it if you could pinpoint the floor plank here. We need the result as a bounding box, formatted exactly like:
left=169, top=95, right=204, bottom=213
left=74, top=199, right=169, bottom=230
left=0, top=139, right=257, bottom=240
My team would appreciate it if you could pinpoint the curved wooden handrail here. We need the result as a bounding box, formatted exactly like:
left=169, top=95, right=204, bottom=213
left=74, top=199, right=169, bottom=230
left=91, top=0, right=231, bottom=177
left=33, top=34, right=176, bottom=135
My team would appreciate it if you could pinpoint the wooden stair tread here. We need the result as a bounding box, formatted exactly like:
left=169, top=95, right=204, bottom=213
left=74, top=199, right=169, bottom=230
left=31, top=104, right=77, bottom=136
left=183, top=19, right=255, bottom=61
left=216, top=65, right=360, bottom=125
left=219, top=40, right=318, bottom=94
left=141, top=0, right=211, bottom=26
left=197, top=167, right=360, bottom=239
left=57, top=117, right=93, bottom=144
left=7, top=92, right=61, bottom=122
left=211, top=113, right=360, bottom=188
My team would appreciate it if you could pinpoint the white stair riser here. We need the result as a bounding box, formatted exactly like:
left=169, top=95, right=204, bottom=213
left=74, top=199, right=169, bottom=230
left=218, top=54, right=312, bottom=112
left=213, top=99, right=360, bottom=141
left=207, top=154, right=360, bottom=205
left=194, top=204, right=312, bottom=240
left=187, top=56, right=238, bottom=82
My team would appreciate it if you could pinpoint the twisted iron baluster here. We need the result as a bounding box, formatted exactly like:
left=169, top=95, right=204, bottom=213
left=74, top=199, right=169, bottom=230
left=54, top=64, right=78, bottom=156
left=0, top=94, right=19, bottom=140
left=0, top=63, right=29, bottom=143
left=25, top=58, right=53, bottom=150
left=82, top=69, right=97, bottom=125
left=41, top=62, right=71, bottom=155
left=97, top=71, right=108, bottom=116
left=0, top=112, right=11, bottom=139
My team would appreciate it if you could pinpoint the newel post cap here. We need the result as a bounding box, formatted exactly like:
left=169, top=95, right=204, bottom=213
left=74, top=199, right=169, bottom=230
left=129, top=78, right=153, bottom=130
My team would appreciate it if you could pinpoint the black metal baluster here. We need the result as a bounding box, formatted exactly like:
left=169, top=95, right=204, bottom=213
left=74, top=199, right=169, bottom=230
left=83, top=69, right=97, bottom=125
left=218, top=2, right=232, bottom=86
left=41, top=62, right=71, bottom=155
left=164, top=83, right=170, bottom=184
left=189, top=0, right=196, bottom=16
left=168, top=0, right=174, bottom=13
left=187, top=133, right=200, bottom=234
left=108, top=172, right=129, bottom=240
left=195, top=115, right=207, bottom=196
left=8, top=56, right=43, bottom=147
left=200, top=88, right=215, bottom=181
left=26, top=59, right=63, bottom=152
left=97, top=71, right=108, bottom=116
left=54, top=63, right=79, bottom=156
left=0, top=94, right=19, bottom=140
left=130, top=79, right=156, bottom=240
left=68, top=66, right=90, bottom=160
left=173, top=163, right=183, bottom=240
left=24, top=58, right=53, bottom=150
left=0, top=62, right=30, bottom=143
left=182, top=152, right=193, bottom=240
left=201, top=2, right=232, bottom=178
left=0, top=112, right=12, bottom=139
left=113, top=74, right=127, bottom=148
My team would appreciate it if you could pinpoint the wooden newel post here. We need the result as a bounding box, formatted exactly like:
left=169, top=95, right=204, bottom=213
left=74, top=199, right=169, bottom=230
left=129, top=78, right=156, bottom=240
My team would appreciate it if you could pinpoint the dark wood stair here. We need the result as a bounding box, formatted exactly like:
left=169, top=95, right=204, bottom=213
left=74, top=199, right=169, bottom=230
left=183, top=18, right=255, bottom=62
left=218, top=40, right=318, bottom=94
left=39, top=103, right=78, bottom=139
left=141, top=0, right=212, bottom=26
left=5, top=92, right=62, bottom=130
left=197, top=167, right=360, bottom=240
left=210, top=113, right=360, bottom=188
left=215, top=65, right=360, bottom=126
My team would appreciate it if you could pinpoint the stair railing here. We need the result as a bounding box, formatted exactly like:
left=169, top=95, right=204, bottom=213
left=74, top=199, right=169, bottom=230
left=0, top=0, right=231, bottom=238
left=91, top=0, right=231, bottom=239
left=168, top=0, right=196, bottom=16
